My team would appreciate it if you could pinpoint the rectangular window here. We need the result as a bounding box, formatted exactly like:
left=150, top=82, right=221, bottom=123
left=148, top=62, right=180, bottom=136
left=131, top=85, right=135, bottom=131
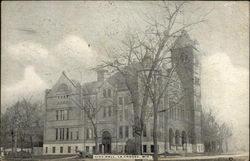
left=124, top=109, right=128, bottom=120
left=56, top=110, right=59, bottom=120
left=119, top=111, right=123, bottom=122
left=143, top=125, right=147, bottom=137
left=59, top=128, right=62, bottom=140
left=151, top=145, right=154, bottom=153
left=103, top=89, right=106, bottom=97
left=86, top=146, right=89, bottom=153
left=70, top=132, right=73, bottom=140
left=132, top=126, right=135, bottom=137
left=75, top=146, right=78, bottom=152
left=81, top=110, right=84, bottom=120
left=45, top=147, right=48, bottom=153
left=56, top=128, right=58, bottom=140
left=52, top=147, right=56, bottom=153
left=143, top=145, right=147, bottom=153
left=108, top=106, right=111, bottom=116
left=87, top=128, right=92, bottom=139
left=150, top=129, right=153, bottom=137
left=124, top=96, right=128, bottom=105
left=103, top=107, right=106, bottom=118
left=60, top=147, right=63, bottom=153
left=119, top=97, right=123, bottom=105
left=76, top=131, right=79, bottom=140
left=68, top=146, right=71, bottom=153
left=65, top=110, right=69, bottom=120
left=125, top=126, right=129, bottom=138
left=62, top=128, right=65, bottom=140
left=119, top=126, right=123, bottom=138
left=66, top=128, right=69, bottom=140
left=93, top=146, right=96, bottom=153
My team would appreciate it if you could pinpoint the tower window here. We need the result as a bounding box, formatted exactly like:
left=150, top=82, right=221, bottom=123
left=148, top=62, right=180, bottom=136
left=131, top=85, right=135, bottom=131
left=108, top=89, right=112, bottom=97
left=103, top=89, right=107, bottom=97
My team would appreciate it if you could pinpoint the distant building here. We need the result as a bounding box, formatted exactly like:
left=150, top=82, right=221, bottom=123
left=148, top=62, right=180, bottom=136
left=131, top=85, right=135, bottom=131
left=43, top=31, right=204, bottom=155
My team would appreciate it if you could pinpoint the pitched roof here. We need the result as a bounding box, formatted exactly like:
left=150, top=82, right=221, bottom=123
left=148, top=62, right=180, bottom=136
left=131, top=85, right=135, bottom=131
left=172, top=30, right=196, bottom=49
left=82, top=81, right=103, bottom=95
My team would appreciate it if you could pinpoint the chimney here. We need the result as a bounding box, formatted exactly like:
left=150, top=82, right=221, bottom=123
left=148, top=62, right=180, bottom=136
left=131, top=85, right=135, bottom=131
left=96, top=69, right=107, bottom=81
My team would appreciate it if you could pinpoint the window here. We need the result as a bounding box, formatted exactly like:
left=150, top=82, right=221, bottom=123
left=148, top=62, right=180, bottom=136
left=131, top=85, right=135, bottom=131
left=52, top=147, right=56, bottom=153
left=151, top=145, right=154, bottom=153
left=108, top=106, right=112, bottom=116
left=75, top=146, right=78, bottom=152
left=143, top=125, right=147, bottom=137
left=103, top=107, right=106, bottom=118
left=87, top=128, right=92, bottom=139
left=86, top=146, right=89, bottom=152
left=93, top=146, right=96, bottom=153
left=125, top=126, right=129, bottom=138
left=119, top=97, right=123, bottom=106
left=56, top=128, right=58, bottom=140
left=65, top=110, right=69, bottom=120
left=103, top=89, right=107, bottom=97
left=66, top=128, right=69, bottom=140
left=61, top=110, right=65, bottom=120
left=132, top=126, right=135, bottom=137
left=124, top=96, right=128, bottom=105
left=59, top=128, right=63, bottom=140
left=108, top=89, right=111, bottom=97
left=62, top=128, right=65, bottom=140
left=150, top=129, right=153, bottom=137
left=124, top=109, right=128, bottom=120
left=143, top=145, right=147, bottom=153
left=60, top=147, right=63, bottom=153
left=76, top=131, right=79, bottom=140
left=68, top=146, right=71, bottom=153
left=81, top=110, right=84, bottom=120
left=70, top=132, right=73, bottom=140
left=119, top=126, right=123, bottom=138
left=45, top=147, right=48, bottom=153
left=56, top=111, right=59, bottom=120
left=119, top=111, right=123, bottom=122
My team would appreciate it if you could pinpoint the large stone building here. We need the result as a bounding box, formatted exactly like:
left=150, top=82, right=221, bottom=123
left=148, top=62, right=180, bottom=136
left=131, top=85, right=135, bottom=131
left=43, top=31, right=204, bottom=155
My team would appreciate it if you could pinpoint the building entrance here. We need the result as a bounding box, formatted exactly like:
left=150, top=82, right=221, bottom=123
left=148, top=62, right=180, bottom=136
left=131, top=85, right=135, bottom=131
left=102, top=131, right=111, bottom=153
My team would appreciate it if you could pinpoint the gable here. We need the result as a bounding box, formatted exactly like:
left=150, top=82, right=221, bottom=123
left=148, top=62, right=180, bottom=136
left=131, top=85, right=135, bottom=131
left=47, top=72, right=80, bottom=96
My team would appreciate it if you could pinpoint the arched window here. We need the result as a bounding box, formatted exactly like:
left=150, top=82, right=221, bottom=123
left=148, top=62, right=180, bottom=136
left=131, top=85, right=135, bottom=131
left=108, top=89, right=111, bottom=97
left=103, top=89, right=107, bottom=97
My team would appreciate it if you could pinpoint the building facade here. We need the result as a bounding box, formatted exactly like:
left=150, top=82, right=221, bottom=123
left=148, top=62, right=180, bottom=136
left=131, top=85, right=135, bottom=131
left=43, top=31, right=204, bottom=155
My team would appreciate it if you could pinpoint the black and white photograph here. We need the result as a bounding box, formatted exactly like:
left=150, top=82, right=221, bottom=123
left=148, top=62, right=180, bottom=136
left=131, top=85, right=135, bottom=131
left=1, top=1, right=249, bottom=161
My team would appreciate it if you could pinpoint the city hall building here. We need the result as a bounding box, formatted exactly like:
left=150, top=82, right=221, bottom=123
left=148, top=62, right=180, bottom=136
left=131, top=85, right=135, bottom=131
left=43, top=31, right=204, bottom=155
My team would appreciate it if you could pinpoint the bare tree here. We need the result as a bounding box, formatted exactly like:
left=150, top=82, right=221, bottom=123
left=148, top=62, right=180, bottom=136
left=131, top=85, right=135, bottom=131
left=1, top=98, right=44, bottom=155
left=201, top=107, right=233, bottom=153
left=102, top=1, right=208, bottom=160
left=70, top=95, right=102, bottom=154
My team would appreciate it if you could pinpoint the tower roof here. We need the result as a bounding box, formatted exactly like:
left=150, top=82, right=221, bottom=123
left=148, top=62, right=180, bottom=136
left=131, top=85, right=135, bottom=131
left=172, top=30, right=196, bottom=49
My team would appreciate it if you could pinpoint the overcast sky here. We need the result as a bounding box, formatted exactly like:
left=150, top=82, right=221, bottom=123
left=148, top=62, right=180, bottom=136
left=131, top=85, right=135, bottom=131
left=1, top=1, right=249, bottom=150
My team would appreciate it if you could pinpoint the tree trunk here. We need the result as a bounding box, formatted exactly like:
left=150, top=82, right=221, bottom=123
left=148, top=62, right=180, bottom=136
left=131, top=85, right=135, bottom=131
left=153, top=103, right=158, bottom=161
left=30, top=136, right=33, bottom=154
left=134, top=116, right=142, bottom=155
left=225, top=139, right=228, bottom=153
left=93, top=125, right=99, bottom=154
